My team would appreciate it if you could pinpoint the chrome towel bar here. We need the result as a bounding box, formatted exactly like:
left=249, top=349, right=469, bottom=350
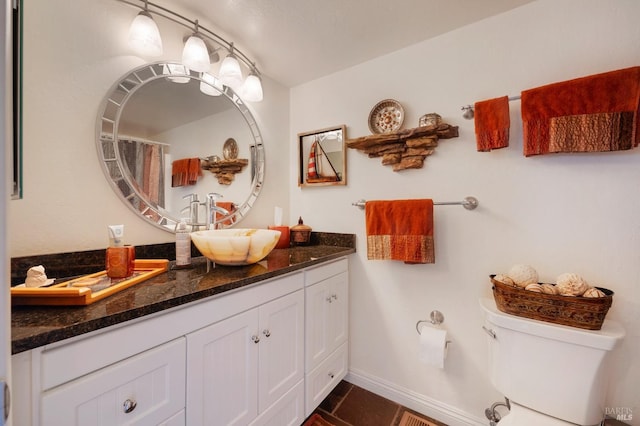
left=352, top=196, right=478, bottom=211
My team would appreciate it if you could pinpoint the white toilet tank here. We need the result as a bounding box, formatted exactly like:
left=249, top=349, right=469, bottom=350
left=480, top=298, right=625, bottom=425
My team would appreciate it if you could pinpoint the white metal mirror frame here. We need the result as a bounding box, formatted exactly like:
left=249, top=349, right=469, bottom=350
left=96, top=61, right=265, bottom=233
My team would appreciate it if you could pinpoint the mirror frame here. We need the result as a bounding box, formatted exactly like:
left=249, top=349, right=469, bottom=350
left=96, top=62, right=265, bottom=232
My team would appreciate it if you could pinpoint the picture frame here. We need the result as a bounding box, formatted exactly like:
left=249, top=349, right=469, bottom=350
left=298, top=125, right=347, bottom=187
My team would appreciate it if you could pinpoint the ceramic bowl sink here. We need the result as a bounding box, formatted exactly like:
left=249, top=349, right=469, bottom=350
left=190, top=229, right=281, bottom=266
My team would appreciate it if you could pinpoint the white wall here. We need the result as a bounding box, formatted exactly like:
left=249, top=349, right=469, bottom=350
left=9, top=0, right=290, bottom=256
left=291, top=0, right=640, bottom=424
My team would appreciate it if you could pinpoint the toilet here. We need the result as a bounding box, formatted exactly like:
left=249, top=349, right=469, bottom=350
left=480, top=298, right=625, bottom=425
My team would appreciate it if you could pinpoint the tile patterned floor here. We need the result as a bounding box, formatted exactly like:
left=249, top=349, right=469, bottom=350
left=306, top=380, right=630, bottom=426
left=308, top=380, right=447, bottom=426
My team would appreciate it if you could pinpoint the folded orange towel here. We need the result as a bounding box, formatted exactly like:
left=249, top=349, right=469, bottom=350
left=474, top=96, right=510, bottom=151
left=522, top=66, right=640, bottom=156
left=365, top=199, right=434, bottom=264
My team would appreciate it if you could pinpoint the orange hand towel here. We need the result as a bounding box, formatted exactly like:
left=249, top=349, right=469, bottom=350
left=521, top=66, right=640, bottom=156
left=474, top=96, right=510, bottom=151
left=171, top=158, right=189, bottom=187
left=365, top=199, right=434, bottom=264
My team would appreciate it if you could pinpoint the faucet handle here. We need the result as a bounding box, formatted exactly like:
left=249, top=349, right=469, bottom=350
left=183, top=193, right=199, bottom=202
left=207, top=192, right=223, bottom=201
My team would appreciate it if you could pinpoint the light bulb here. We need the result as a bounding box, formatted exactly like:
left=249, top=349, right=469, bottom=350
left=219, top=53, right=243, bottom=91
left=182, top=34, right=210, bottom=73
left=241, top=73, right=263, bottom=102
left=200, top=73, right=223, bottom=96
left=128, top=11, right=163, bottom=57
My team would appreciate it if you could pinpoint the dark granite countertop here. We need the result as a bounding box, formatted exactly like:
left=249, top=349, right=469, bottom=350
left=11, top=233, right=355, bottom=354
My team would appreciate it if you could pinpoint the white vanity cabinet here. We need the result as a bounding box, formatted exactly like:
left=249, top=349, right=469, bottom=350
left=186, top=289, right=304, bottom=425
left=304, top=258, right=349, bottom=416
left=40, top=338, right=186, bottom=426
left=11, top=256, right=351, bottom=426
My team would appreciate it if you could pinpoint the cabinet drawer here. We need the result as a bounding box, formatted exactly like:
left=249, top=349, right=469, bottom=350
left=305, top=258, right=348, bottom=286
left=304, top=342, right=348, bottom=417
left=41, top=338, right=186, bottom=426
left=250, top=380, right=304, bottom=426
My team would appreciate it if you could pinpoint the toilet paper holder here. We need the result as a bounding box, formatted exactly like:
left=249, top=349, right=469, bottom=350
left=416, top=310, right=444, bottom=333
left=416, top=310, right=451, bottom=346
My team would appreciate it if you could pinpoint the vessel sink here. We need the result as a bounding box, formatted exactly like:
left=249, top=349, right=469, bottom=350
left=190, top=229, right=281, bottom=266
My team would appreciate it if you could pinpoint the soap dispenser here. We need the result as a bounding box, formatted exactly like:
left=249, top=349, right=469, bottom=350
left=175, top=218, right=192, bottom=268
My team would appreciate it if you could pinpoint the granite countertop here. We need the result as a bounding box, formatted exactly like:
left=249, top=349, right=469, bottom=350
left=11, top=235, right=355, bottom=355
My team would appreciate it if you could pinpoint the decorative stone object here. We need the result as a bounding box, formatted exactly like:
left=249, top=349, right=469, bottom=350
left=201, top=157, right=249, bottom=185
left=556, top=273, right=589, bottom=296
left=507, top=264, right=539, bottom=288
left=346, top=123, right=459, bottom=171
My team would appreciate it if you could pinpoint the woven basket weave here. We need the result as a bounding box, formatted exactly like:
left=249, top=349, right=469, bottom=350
left=490, top=275, right=613, bottom=330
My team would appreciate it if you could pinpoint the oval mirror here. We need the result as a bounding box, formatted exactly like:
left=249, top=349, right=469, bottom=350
left=96, top=62, right=265, bottom=232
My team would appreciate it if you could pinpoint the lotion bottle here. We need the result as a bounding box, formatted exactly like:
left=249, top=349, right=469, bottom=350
left=175, top=218, right=192, bottom=267
left=106, top=224, right=134, bottom=278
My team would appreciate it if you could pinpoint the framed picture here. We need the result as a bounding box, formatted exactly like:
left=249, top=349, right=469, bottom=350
left=298, top=125, right=347, bottom=187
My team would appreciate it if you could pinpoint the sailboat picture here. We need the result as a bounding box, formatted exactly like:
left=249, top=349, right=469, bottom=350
left=298, top=125, right=347, bottom=187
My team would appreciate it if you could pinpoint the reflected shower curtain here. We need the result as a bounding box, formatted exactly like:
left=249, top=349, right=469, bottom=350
left=120, top=140, right=166, bottom=212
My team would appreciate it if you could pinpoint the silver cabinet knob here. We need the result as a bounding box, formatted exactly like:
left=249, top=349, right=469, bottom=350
left=326, top=296, right=333, bottom=303
left=263, top=329, right=271, bottom=337
left=328, top=372, right=335, bottom=379
left=251, top=335, right=260, bottom=344
left=332, top=294, right=338, bottom=300
left=123, top=399, right=137, bottom=414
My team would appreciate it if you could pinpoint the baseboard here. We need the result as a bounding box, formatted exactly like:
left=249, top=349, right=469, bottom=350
left=346, top=369, right=487, bottom=426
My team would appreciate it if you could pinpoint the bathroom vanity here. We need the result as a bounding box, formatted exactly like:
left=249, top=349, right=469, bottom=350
left=11, top=242, right=353, bottom=425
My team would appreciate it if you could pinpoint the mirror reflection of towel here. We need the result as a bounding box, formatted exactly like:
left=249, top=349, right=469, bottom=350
left=216, top=202, right=236, bottom=226
left=172, top=158, right=201, bottom=187
left=365, top=199, right=434, bottom=264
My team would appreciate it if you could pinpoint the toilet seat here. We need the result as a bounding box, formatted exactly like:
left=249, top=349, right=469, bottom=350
left=498, top=402, right=577, bottom=426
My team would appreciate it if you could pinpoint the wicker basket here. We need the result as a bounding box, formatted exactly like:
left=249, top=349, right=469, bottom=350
left=490, top=275, right=613, bottom=330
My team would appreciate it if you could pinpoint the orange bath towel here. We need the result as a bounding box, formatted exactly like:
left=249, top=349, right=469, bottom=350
left=521, top=66, right=640, bottom=156
left=365, top=199, right=434, bottom=264
left=474, top=96, right=510, bottom=151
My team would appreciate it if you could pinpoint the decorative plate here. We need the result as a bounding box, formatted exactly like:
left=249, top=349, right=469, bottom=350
left=223, top=138, right=238, bottom=159
left=368, top=99, right=405, bottom=134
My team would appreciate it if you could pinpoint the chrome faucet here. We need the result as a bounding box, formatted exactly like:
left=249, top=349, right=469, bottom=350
left=205, top=192, right=229, bottom=230
left=180, top=193, right=200, bottom=229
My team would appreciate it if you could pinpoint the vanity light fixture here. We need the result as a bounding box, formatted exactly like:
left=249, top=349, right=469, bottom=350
left=241, top=67, right=264, bottom=103
left=118, top=0, right=264, bottom=102
left=219, top=44, right=244, bottom=91
left=127, top=0, right=163, bottom=57
left=182, top=20, right=211, bottom=73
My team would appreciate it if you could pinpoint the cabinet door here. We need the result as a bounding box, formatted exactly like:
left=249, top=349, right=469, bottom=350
left=41, top=338, right=185, bottom=426
left=186, top=309, right=259, bottom=426
left=258, top=290, right=304, bottom=412
left=305, top=272, right=348, bottom=372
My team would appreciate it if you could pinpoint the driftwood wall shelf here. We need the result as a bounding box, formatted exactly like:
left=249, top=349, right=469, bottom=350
left=202, top=158, right=249, bottom=185
left=346, top=123, right=459, bottom=171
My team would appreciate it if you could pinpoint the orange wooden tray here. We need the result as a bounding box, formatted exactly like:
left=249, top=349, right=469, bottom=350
left=11, top=259, right=169, bottom=306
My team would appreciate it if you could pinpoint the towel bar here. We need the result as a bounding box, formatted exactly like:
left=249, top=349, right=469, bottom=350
left=352, top=196, right=478, bottom=210
left=461, top=96, right=521, bottom=119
